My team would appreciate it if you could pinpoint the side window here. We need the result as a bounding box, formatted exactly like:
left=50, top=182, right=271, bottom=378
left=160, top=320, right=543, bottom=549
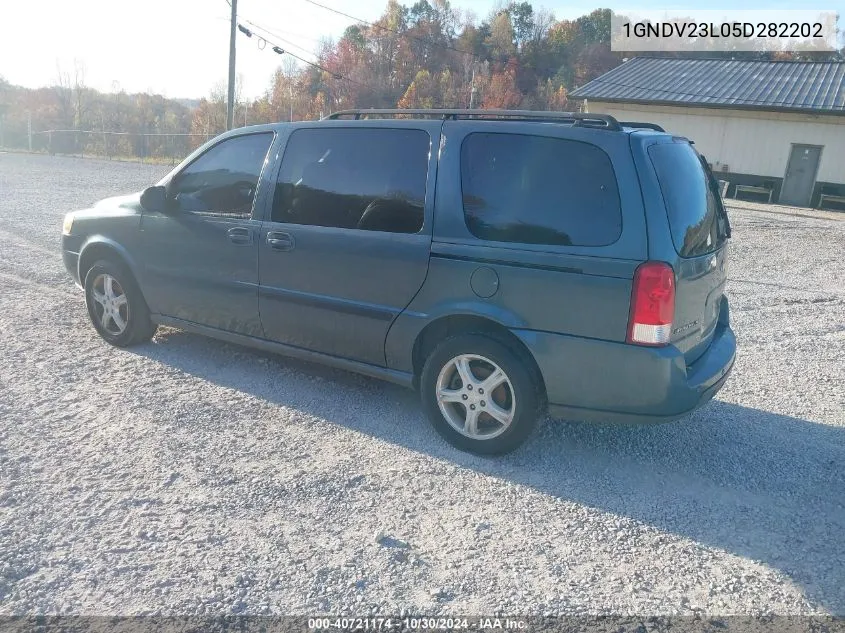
left=460, top=133, right=622, bottom=247
left=169, top=132, right=274, bottom=218
left=272, top=128, right=429, bottom=234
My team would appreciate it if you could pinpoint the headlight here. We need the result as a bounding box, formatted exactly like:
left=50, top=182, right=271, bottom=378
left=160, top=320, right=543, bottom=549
left=62, top=213, right=75, bottom=236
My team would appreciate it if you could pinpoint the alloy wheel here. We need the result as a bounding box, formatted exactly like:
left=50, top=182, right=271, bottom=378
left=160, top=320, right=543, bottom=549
left=435, top=353, right=516, bottom=440
left=90, top=273, right=129, bottom=336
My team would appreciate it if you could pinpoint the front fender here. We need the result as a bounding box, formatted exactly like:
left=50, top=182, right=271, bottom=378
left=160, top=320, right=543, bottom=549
left=77, top=235, right=144, bottom=288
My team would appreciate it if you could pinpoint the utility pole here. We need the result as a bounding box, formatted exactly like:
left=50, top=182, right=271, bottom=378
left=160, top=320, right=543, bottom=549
left=226, top=0, right=238, bottom=130
left=469, top=66, right=477, bottom=109
left=28, top=111, right=33, bottom=152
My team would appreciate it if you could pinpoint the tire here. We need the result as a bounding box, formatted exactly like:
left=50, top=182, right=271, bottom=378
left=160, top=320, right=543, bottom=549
left=83, top=259, right=157, bottom=347
left=420, top=333, right=542, bottom=455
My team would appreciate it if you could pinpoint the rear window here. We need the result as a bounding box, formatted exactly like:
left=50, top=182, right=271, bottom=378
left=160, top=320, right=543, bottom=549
left=460, top=133, right=622, bottom=247
left=649, top=142, right=729, bottom=258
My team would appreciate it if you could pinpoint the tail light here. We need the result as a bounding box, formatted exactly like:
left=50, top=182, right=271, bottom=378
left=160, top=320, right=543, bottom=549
left=627, top=261, right=675, bottom=346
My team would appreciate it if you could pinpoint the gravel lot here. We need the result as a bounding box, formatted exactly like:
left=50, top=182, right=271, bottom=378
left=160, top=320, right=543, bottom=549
left=0, top=152, right=843, bottom=617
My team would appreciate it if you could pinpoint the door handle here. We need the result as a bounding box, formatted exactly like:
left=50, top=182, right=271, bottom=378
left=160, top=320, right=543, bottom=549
left=267, top=231, right=295, bottom=251
left=227, top=226, right=253, bottom=245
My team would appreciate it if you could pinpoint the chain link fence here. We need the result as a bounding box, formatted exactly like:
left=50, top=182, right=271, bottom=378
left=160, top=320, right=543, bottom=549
left=0, top=127, right=215, bottom=165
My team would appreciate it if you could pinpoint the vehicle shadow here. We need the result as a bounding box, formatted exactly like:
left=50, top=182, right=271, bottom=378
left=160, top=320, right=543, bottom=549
left=131, top=329, right=845, bottom=615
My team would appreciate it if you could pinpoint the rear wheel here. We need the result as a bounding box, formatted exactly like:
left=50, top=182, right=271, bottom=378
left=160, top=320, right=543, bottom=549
left=84, top=259, right=157, bottom=347
left=420, top=334, right=542, bottom=454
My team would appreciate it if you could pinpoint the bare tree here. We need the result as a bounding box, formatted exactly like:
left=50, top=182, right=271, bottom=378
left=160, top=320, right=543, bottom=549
left=54, top=62, right=74, bottom=129
left=54, top=59, right=90, bottom=131
left=72, top=60, right=90, bottom=129
left=532, top=8, right=555, bottom=43
left=281, top=58, right=299, bottom=121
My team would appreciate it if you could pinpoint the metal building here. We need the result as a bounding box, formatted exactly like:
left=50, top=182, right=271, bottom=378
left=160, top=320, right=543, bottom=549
left=570, top=57, right=845, bottom=210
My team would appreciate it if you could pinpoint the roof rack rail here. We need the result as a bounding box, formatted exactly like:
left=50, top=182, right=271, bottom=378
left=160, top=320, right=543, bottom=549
left=323, top=109, right=622, bottom=131
left=619, top=121, right=666, bottom=132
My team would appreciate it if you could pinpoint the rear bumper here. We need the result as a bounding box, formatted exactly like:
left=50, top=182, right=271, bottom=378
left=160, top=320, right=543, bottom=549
left=515, top=300, right=736, bottom=424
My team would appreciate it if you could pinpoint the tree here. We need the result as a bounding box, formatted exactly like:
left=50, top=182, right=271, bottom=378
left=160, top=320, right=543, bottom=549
left=398, top=69, right=439, bottom=108
left=483, top=60, right=521, bottom=108
left=573, top=43, right=620, bottom=87
left=538, top=79, right=569, bottom=111
left=508, top=1, right=534, bottom=49
left=15, top=1, right=830, bottom=160
left=486, top=12, right=517, bottom=62
left=576, top=9, right=612, bottom=46
left=269, top=58, right=302, bottom=121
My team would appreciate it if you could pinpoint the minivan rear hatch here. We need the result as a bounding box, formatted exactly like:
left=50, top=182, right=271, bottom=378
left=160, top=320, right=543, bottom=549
left=648, top=140, right=732, bottom=365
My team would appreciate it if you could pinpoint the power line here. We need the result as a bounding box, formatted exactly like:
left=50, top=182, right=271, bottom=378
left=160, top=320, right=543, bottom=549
left=295, top=0, right=584, bottom=91
left=243, top=20, right=326, bottom=45
left=237, top=23, right=375, bottom=90
left=239, top=25, right=340, bottom=78
left=243, top=19, right=324, bottom=59
left=299, top=0, right=480, bottom=61
left=236, top=6, right=402, bottom=94
left=236, top=0, right=573, bottom=100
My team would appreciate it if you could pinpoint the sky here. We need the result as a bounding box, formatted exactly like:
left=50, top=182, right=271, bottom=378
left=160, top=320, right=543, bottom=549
left=1, top=0, right=842, bottom=100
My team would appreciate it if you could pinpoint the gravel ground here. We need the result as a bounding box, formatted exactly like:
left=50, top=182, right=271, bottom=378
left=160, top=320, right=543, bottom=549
left=0, top=152, right=843, bottom=617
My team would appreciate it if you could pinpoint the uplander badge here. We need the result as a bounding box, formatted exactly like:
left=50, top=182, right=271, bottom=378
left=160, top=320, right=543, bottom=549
left=673, top=320, right=699, bottom=334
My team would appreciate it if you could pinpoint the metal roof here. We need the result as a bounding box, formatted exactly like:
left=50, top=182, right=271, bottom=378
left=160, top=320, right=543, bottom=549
left=569, top=57, right=845, bottom=115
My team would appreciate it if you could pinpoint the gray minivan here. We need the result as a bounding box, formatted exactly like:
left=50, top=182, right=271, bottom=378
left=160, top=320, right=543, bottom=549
left=61, top=109, right=736, bottom=454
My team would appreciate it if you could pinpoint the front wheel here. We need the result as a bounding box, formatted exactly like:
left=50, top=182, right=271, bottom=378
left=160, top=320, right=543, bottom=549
left=84, top=259, right=157, bottom=347
left=420, top=334, right=542, bottom=454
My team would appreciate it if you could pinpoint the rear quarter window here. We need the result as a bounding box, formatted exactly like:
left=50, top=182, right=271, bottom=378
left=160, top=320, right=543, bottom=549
left=460, top=132, right=622, bottom=247
left=648, top=142, right=729, bottom=258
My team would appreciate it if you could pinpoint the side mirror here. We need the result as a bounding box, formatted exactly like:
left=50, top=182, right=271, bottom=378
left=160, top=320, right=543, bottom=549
left=139, top=185, right=168, bottom=213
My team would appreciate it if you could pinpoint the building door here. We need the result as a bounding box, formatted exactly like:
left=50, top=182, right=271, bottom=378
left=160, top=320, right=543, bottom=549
left=780, top=144, right=822, bottom=207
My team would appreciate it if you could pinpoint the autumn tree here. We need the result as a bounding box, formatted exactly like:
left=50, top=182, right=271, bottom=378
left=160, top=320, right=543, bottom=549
left=398, top=69, right=439, bottom=107
left=486, top=11, right=517, bottom=63
left=482, top=60, right=522, bottom=108
left=6, top=1, right=837, bottom=160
